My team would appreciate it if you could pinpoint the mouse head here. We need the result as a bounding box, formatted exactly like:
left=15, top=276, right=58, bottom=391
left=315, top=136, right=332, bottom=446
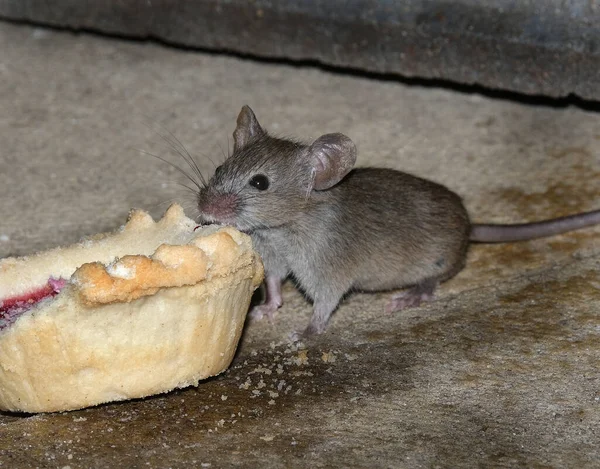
left=197, top=105, right=357, bottom=232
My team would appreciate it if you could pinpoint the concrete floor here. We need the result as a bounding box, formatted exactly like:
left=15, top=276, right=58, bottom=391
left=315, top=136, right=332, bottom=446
left=1, top=22, right=600, bottom=468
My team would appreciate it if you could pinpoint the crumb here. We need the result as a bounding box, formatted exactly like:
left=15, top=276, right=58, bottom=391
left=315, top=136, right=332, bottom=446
left=239, top=378, right=252, bottom=390
left=250, top=367, right=272, bottom=375
left=221, top=395, right=228, bottom=401
left=293, top=350, right=308, bottom=366
left=297, top=371, right=314, bottom=377
left=321, top=351, right=336, bottom=363
left=260, top=435, right=275, bottom=442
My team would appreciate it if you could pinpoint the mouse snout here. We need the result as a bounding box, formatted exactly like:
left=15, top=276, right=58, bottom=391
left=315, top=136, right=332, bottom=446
left=197, top=192, right=240, bottom=223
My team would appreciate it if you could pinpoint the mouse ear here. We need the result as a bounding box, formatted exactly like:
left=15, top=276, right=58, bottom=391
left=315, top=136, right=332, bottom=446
left=233, top=105, right=265, bottom=152
left=307, top=133, right=357, bottom=191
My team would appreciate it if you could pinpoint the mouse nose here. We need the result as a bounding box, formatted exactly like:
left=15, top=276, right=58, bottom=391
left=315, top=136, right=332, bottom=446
left=198, top=192, right=239, bottom=223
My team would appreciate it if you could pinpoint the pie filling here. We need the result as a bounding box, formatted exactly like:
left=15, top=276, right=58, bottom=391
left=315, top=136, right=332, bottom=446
left=0, top=278, right=66, bottom=330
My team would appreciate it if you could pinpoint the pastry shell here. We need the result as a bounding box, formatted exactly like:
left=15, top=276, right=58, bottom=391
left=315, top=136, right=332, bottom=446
left=0, top=205, right=263, bottom=413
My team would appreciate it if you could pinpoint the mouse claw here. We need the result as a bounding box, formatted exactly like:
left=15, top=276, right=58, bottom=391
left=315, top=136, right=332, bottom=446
left=249, top=303, right=279, bottom=322
left=385, top=286, right=436, bottom=313
left=288, top=325, right=318, bottom=342
left=288, top=322, right=323, bottom=342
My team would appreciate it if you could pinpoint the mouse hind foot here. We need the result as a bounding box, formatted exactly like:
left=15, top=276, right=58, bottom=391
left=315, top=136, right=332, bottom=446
left=385, top=278, right=438, bottom=313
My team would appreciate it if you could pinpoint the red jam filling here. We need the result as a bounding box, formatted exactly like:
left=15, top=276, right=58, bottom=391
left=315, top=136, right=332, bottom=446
left=0, top=278, right=66, bottom=330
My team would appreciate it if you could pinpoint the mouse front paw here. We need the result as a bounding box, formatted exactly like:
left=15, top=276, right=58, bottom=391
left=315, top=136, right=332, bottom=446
left=249, top=302, right=280, bottom=321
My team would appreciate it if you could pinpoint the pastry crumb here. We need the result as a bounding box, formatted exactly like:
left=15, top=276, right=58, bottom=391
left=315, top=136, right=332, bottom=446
left=293, top=349, right=308, bottom=366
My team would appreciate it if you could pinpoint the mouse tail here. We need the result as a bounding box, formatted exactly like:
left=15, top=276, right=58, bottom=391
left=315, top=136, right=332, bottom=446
left=470, top=209, right=600, bottom=243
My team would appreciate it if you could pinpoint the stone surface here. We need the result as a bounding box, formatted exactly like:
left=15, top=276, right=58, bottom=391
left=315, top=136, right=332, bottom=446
left=1, top=22, right=600, bottom=468
left=1, top=0, right=600, bottom=100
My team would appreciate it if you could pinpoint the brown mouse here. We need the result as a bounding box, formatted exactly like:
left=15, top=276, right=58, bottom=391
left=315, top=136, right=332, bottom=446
left=196, top=106, right=600, bottom=337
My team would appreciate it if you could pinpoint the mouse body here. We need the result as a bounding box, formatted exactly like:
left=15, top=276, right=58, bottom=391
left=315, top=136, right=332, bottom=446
left=248, top=167, right=471, bottom=335
left=196, top=106, right=600, bottom=337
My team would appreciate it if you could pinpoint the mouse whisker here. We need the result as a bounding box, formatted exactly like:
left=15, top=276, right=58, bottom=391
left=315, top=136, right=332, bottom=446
left=196, top=150, right=219, bottom=173
left=135, top=148, right=203, bottom=192
left=142, top=122, right=207, bottom=188
left=161, top=180, right=200, bottom=196
left=147, top=197, right=195, bottom=213
left=216, top=142, right=229, bottom=165
left=162, top=134, right=207, bottom=187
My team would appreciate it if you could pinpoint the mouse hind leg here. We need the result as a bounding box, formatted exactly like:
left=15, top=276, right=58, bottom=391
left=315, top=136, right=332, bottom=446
left=385, top=253, right=467, bottom=313
left=385, top=277, right=438, bottom=313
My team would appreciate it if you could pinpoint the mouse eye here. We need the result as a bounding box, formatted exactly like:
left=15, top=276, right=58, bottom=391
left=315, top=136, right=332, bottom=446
left=248, top=174, right=269, bottom=191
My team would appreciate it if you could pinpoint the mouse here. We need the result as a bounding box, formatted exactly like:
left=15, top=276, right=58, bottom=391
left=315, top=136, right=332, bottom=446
left=196, top=105, right=600, bottom=338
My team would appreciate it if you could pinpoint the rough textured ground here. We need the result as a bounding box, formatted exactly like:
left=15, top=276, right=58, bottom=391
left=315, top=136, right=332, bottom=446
left=0, top=22, right=599, bottom=468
